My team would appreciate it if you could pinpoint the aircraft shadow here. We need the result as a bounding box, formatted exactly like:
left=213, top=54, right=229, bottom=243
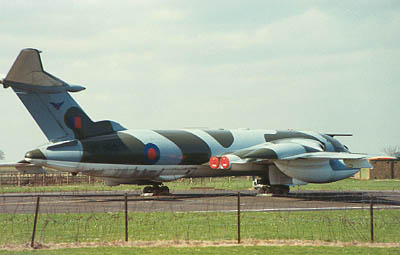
left=286, top=191, right=400, bottom=206
left=81, top=191, right=255, bottom=203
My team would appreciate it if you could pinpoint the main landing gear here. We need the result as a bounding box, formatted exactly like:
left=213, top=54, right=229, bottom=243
left=259, top=185, right=290, bottom=195
left=253, top=177, right=290, bottom=195
left=142, top=184, right=170, bottom=196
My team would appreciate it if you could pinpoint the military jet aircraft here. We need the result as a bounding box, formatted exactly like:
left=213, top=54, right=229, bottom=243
left=0, top=49, right=371, bottom=195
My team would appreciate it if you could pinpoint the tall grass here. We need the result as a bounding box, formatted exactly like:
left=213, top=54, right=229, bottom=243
left=1, top=210, right=399, bottom=245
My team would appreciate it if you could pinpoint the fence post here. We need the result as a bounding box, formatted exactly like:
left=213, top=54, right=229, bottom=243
left=370, top=199, right=374, bottom=243
left=31, top=196, right=40, bottom=248
left=237, top=192, right=241, bottom=244
left=125, top=193, right=128, bottom=242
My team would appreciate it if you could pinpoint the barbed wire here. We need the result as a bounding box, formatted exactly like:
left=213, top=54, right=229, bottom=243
left=0, top=188, right=399, bottom=245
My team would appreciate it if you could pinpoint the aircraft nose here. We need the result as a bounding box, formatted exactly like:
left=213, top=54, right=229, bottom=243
left=25, top=149, right=46, bottom=160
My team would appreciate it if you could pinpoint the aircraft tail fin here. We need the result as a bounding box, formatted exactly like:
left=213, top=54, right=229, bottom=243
left=4, top=48, right=67, bottom=88
left=1, top=48, right=125, bottom=142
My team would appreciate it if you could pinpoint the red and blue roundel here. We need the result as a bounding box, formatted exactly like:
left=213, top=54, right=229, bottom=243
left=144, top=143, right=160, bottom=164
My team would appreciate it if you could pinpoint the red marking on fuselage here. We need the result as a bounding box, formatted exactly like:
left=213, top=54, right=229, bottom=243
left=147, top=148, right=157, bottom=161
left=75, top=117, right=82, bottom=129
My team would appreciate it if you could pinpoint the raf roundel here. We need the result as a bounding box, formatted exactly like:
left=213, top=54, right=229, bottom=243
left=144, top=143, right=160, bottom=164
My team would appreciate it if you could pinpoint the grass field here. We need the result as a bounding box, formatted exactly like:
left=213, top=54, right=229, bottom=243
left=1, top=177, right=400, bottom=193
left=1, top=177, right=400, bottom=254
left=1, top=209, right=399, bottom=245
left=1, top=245, right=400, bottom=255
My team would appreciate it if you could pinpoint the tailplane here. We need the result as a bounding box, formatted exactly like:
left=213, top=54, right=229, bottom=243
left=1, top=48, right=125, bottom=141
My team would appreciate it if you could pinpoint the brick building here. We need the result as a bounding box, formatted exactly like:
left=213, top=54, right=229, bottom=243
left=354, top=159, right=400, bottom=180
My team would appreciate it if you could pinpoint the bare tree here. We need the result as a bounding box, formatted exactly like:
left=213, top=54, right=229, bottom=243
left=383, top=145, right=400, bottom=159
left=0, top=150, right=4, bottom=160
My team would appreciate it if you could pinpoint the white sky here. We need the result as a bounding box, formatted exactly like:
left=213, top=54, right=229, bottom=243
left=0, top=0, right=399, bottom=161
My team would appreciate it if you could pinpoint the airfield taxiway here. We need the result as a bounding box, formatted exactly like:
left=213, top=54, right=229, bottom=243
left=1, top=190, right=400, bottom=214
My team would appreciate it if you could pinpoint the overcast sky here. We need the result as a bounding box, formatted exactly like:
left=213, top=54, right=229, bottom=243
left=0, top=0, right=399, bottom=161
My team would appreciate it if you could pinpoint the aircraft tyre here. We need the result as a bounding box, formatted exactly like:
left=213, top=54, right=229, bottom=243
left=143, top=185, right=170, bottom=196
left=143, top=186, right=154, bottom=193
left=258, top=186, right=271, bottom=194
left=258, top=185, right=290, bottom=195
left=159, top=186, right=170, bottom=195
left=270, top=185, right=290, bottom=195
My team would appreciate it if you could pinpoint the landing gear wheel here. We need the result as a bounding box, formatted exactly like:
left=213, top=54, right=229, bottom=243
left=142, top=185, right=170, bottom=196
left=143, top=186, right=154, bottom=193
left=270, top=185, right=290, bottom=195
left=258, top=186, right=271, bottom=194
left=257, top=185, right=290, bottom=195
left=158, top=186, right=170, bottom=196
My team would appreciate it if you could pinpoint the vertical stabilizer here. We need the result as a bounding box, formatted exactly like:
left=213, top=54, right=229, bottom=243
left=5, top=49, right=65, bottom=87
left=2, top=49, right=125, bottom=142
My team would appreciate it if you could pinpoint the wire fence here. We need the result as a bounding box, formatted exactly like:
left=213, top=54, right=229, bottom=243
left=0, top=172, right=102, bottom=186
left=1, top=190, right=400, bottom=247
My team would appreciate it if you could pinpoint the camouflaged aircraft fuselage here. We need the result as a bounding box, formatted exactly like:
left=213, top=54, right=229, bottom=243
left=25, top=128, right=360, bottom=186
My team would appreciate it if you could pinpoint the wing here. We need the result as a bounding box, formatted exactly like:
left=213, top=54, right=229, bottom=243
left=0, top=162, right=46, bottom=174
left=218, top=139, right=369, bottom=165
left=210, top=138, right=371, bottom=185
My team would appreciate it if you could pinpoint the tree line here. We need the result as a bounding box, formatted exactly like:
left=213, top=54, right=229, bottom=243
left=384, top=146, right=400, bottom=159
